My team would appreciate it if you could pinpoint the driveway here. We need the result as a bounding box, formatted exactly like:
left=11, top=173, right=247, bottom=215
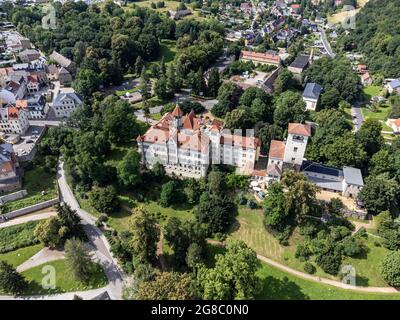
left=351, top=101, right=364, bottom=131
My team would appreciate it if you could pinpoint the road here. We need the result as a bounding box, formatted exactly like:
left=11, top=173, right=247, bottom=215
left=319, top=27, right=335, bottom=58
left=56, top=161, right=126, bottom=300
left=351, top=101, right=364, bottom=131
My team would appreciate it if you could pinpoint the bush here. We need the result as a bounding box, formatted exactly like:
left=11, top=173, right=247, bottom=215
left=315, top=251, right=341, bottom=275
left=89, top=186, right=120, bottom=215
left=295, top=241, right=312, bottom=262
left=381, top=251, right=400, bottom=286
left=341, top=237, right=363, bottom=257
left=246, top=199, right=257, bottom=209
left=304, top=262, right=316, bottom=274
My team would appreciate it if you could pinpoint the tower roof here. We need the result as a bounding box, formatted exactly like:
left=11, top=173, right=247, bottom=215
left=171, top=104, right=184, bottom=117
left=288, top=123, right=311, bottom=136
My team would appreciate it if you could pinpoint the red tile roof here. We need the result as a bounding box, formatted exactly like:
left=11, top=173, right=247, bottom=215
left=171, top=105, right=183, bottom=117
left=269, top=140, right=286, bottom=159
left=240, top=50, right=281, bottom=65
left=288, top=123, right=311, bottom=136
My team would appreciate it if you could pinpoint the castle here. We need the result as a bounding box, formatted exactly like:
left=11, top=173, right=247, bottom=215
left=137, top=105, right=261, bottom=178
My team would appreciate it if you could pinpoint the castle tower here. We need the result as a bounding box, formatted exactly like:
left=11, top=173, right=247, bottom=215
left=171, top=104, right=183, bottom=128
left=283, top=123, right=311, bottom=166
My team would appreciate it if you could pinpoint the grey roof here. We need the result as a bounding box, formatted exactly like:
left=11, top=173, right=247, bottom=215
left=301, top=160, right=343, bottom=177
left=343, top=166, right=364, bottom=186
left=0, top=142, right=14, bottom=163
left=305, top=175, right=343, bottom=192
left=50, top=51, right=72, bottom=68
left=53, top=92, right=82, bottom=106
left=389, top=79, right=400, bottom=89
left=58, top=67, right=70, bottom=74
left=303, top=83, right=322, bottom=100
left=290, top=55, right=310, bottom=69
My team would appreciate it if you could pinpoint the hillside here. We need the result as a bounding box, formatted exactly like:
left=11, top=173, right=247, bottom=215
left=344, top=0, right=400, bottom=77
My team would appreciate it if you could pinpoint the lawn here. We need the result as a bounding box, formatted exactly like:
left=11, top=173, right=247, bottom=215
left=115, top=87, right=139, bottom=96
left=228, top=207, right=390, bottom=287
left=22, top=259, right=107, bottom=295
left=0, top=244, right=43, bottom=267
left=256, top=262, right=400, bottom=300
left=0, top=221, right=41, bottom=253
left=363, top=85, right=384, bottom=101
left=361, top=104, right=392, bottom=122
left=157, top=39, right=177, bottom=65
left=1, top=164, right=57, bottom=214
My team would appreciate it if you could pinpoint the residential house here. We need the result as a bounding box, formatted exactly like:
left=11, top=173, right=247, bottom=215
left=302, top=82, right=322, bottom=111
left=6, top=75, right=26, bottom=100
left=27, top=74, right=40, bottom=92
left=361, top=72, right=373, bottom=86
left=58, top=67, right=72, bottom=86
left=288, top=54, right=311, bottom=80
left=49, top=51, right=76, bottom=76
left=16, top=95, right=48, bottom=119
left=387, top=79, right=400, bottom=94
left=387, top=118, right=400, bottom=133
left=52, top=91, right=82, bottom=118
left=169, top=9, right=192, bottom=20
left=0, top=104, right=29, bottom=134
left=18, top=49, right=40, bottom=63
left=0, top=142, right=21, bottom=193
left=46, top=64, right=59, bottom=81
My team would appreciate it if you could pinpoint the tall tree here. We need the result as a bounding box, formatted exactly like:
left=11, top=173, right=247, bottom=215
left=65, top=238, right=94, bottom=283
left=0, top=261, right=27, bottom=295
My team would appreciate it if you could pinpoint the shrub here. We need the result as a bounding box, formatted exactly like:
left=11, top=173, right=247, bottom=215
left=341, top=237, right=363, bottom=257
left=315, top=251, right=341, bottom=275
left=295, top=241, right=312, bottom=262
left=381, top=251, right=400, bottom=286
left=246, top=199, right=257, bottom=209
left=304, top=262, right=316, bottom=274
left=89, top=186, right=120, bottom=215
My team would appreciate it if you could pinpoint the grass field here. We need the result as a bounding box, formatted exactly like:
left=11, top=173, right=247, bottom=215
left=22, top=259, right=107, bottom=295
left=363, top=85, right=384, bottom=101
left=256, top=262, right=400, bottom=300
left=328, top=0, right=369, bottom=25
left=361, top=105, right=392, bottom=122
left=228, top=207, right=390, bottom=287
left=0, top=244, right=43, bottom=267
left=0, top=221, right=41, bottom=253
left=1, top=164, right=57, bottom=214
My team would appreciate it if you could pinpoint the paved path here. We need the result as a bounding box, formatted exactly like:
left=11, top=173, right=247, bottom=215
left=56, top=161, right=127, bottom=300
left=351, top=101, right=364, bottom=131
left=0, top=212, right=56, bottom=229
left=319, top=28, right=335, bottom=58
left=16, top=247, right=65, bottom=272
left=207, top=240, right=399, bottom=294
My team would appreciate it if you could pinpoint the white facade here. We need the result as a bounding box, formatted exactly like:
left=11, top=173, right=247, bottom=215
left=138, top=106, right=260, bottom=178
left=283, top=131, right=309, bottom=166
left=52, top=92, right=82, bottom=118
left=0, top=106, right=29, bottom=134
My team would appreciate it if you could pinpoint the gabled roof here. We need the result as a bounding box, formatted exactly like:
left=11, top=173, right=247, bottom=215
left=267, top=163, right=282, bottom=176
left=388, top=79, right=400, bottom=89
left=343, top=166, right=363, bottom=186
left=288, top=123, right=311, bottom=136
left=303, top=83, right=322, bottom=100
left=289, top=55, right=310, bottom=69
left=269, top=140, right=286, bottom=159
left=53, top=92, right=82, bottom=106
left=171, top=105, right=183, bottom=117
left=50, top=51, right=73, bottom=68
left=240, top=50, right=281, bottom=64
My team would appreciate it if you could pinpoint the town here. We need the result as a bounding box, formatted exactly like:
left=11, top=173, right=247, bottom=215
left=0, top=0, right=400, bottom=303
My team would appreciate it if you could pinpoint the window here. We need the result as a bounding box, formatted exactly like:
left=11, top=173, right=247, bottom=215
left=294, top=147, right=298, bottom=152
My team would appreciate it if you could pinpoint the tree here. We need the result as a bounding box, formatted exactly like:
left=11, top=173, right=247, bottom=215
left=154, top=75, right=169, bottom=100
left=140, top=66, right=151, bottom=102
left=274, top=69, right=296, bottom=93
left=256, top=124, right=284, bottom=154
left=134, top=56, right=144, bottom=76
left=358, top=173, right=399, bottom=214
left=207, top=169, right=225, bottom=194
left=0, top=261, right=27, bottom=295
left=129, top=206, right=160, bottom=265
left=197, top=240, right=261, bottom=299
left=381, top=251, right=400, bottom=286
left=73, top=68, right=101, bottom=98
left=34, top=217, right=63, bottom=248
left=195, top=192, right=236, bottom=234
left=224, top=108, right=255, bottom=130
left=134, top=272, right=195, bottom=300
left=321, top=133, right=367, bottom=168
left=356, top=119, right=384, bottom=157
left=264, top=182, right=287, bottom=231
left=89, top=186, right=120, bottom=215
left=167, top=63, right=179, bottom=95
left=159, top=180, right=181, bottom=207
left=315, top=250, right=341, bottom=275
left=189, top=67, right=207, bottom=96
left=207, top=67, right=220, bottom=97
left=56, top=204, right=81, bottom=239
left=117, top=150, right=141, bottom=189
left=184, top=178, right=202, bottom=204
left=211, top=82, right=243, bottom=117
left=65, top=238, right=94, bottom=283
left=103, top=99, right=139, bottom=143
left=273, top=91, right=307, bottom=128
left=186, top=243, right=203, bottom=270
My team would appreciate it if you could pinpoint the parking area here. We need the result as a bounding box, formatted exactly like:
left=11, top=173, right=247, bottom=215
left=11, top=126, right=46, bottom=161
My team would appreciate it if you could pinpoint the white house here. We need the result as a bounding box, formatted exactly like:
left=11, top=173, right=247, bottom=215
left=0, top=104, right=29, bottom=134
left=302, top=83, right=322, bottom=111
left=52, top=91, right=82, bottom=118
left=387, top=79, right=400, bottom=94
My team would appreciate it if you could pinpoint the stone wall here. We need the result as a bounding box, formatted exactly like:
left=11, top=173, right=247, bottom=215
left=0, top=189, right=28, bottom=204
left=1, top=198, right=59, bottom=220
